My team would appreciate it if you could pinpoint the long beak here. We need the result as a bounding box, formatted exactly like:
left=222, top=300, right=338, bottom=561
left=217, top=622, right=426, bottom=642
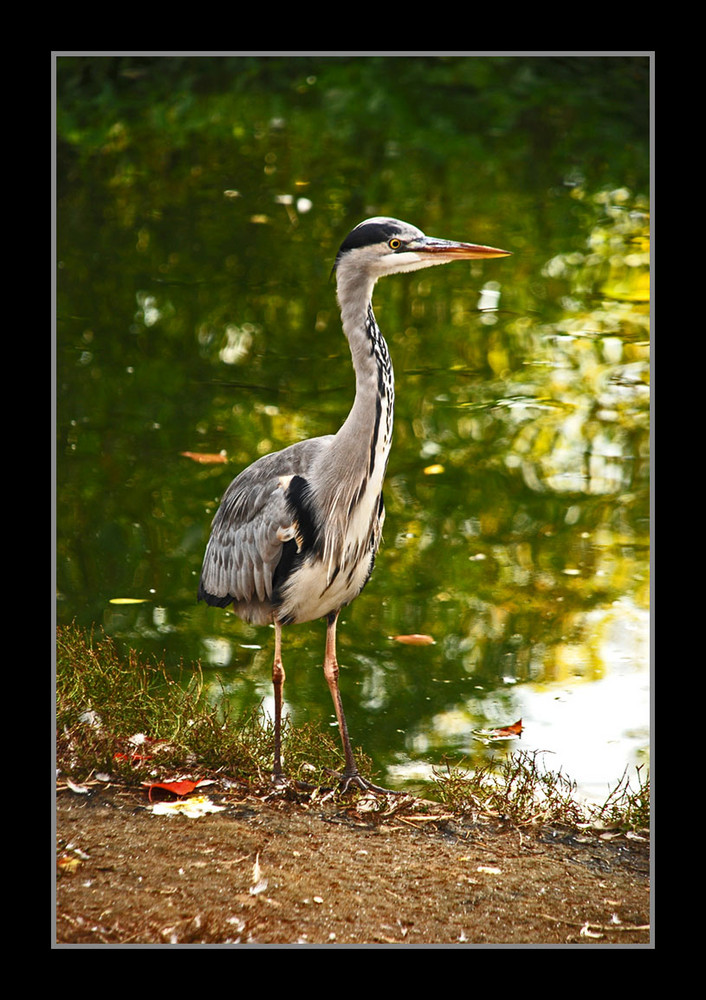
left=412, top=236, right=511, bottom=261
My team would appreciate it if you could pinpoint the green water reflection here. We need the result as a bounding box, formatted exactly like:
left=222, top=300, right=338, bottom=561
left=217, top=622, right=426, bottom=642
left=56, top=55, right=650, bottom=797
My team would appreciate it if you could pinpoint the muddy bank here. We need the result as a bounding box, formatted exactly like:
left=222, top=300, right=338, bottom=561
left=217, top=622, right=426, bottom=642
left=56, top=782, right=650, bottom=947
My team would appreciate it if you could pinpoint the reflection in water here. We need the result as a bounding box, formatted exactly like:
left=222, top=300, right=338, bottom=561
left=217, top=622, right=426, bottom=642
left=384, top=590, right=648, bottom=798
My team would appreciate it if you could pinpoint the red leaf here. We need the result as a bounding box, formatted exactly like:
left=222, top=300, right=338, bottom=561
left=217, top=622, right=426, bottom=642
left=145, top=780, right=201, bottom=802
left=473, top=719, right=524, bottom=744
left=490, top=718, right=523, bottom=738
left=392, top=634, right=436, bottom=645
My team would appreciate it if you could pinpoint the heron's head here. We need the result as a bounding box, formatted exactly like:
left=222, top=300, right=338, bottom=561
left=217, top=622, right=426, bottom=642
left=333, top=217, right=511, bottom=283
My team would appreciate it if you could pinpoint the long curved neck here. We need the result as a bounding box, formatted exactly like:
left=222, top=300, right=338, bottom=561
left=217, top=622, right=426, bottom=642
left=310, top=268, right=395, bottom=528
left=334, top=271, right=395, bottom=488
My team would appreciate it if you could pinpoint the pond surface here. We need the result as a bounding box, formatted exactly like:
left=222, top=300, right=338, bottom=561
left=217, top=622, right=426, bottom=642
left=56, top=56, right=651, bottom=802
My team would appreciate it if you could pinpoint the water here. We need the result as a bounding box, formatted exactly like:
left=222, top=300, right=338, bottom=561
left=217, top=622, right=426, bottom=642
left=55, top=56, right=650, bottom=801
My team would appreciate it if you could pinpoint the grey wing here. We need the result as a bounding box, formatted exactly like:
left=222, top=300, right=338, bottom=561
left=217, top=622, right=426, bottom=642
left=198, top=437, right=331, bottom=615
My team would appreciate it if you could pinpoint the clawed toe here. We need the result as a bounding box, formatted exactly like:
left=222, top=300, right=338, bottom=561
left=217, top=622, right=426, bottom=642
left=327, top=768, right=401, bottom=796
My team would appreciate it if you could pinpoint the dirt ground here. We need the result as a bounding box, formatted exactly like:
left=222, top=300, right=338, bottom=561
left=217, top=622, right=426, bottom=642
left=55, top=777, right=651, bottom=948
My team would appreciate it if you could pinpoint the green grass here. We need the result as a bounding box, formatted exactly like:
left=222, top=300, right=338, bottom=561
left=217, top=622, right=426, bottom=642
left=55, top=622, right=357, bottom=790
left=56, top=623, right=649, bottom=832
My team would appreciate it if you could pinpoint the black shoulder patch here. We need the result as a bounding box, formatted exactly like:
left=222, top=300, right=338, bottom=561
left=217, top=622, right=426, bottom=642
left=272, top=474, right=319, bottom=603
left=285, top=474, right=318, bottom=553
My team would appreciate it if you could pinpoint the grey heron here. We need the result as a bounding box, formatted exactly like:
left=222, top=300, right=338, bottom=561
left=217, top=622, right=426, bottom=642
left=198, top=217, right=510, bottom=792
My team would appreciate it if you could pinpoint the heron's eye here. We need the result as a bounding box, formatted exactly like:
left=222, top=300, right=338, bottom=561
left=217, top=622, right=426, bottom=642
left=388, top=238, right=402, bottom=250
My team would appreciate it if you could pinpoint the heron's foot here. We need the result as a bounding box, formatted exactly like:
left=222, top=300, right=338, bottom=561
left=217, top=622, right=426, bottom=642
left=327, top=768, right=402, bottom=796
left=265, top=771, right=301, bottom=801
left=269, top=768, right=289, bottom=790
left=267, top=769, right=322, bottom=798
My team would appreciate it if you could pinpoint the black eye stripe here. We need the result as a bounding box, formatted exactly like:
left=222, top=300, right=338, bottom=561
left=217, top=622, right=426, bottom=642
left=333, top=223, right=411, bottom=273
left=338, top=222, right=404, bottom=255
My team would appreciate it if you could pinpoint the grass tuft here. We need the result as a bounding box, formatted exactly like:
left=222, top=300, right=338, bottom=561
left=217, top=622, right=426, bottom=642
left=55, top=623, right=364, bottom=788
left=432, top=749, right=649, bottom=833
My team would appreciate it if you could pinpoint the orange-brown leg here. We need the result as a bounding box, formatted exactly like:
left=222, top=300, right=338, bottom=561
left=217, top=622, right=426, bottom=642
left=323, top=610, right=397, bottom=794
left=271, top=620, right=286, bottom=783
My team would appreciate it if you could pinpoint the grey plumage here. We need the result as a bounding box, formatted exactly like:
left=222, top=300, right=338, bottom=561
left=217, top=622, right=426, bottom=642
left=199, top=217, right=510, bottom=791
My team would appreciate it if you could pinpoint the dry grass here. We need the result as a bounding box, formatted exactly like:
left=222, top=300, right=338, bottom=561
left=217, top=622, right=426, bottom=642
left=432, top=752, right=649, bottom=832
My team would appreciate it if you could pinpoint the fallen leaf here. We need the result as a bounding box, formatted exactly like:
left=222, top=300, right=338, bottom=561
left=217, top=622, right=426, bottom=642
left=150, top=795, right=225, bottom=819
left=109, top=597, right=149, bottom=605
left=423, top=464, right=445, bottom=475
left=144, top=779, right=213, bottom=802
left=58, top=856, right=82, bottom=873
left=392, top=634, right=436, bottom=646
left=473, top=718, right=523, bottom=742
left=65, top=778, right=90, bottom=795
left=249, top=852, right=268, bottom=895
left=181, top=451, right=228, bottom=464
left=491, top=718, right=523, bottom=738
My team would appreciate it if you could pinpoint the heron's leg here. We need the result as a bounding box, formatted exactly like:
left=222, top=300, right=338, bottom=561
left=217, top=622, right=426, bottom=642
left=323, top=611, right=397, bottom=794
left=322, top=610, right=359, bottom=780
left=272, top=620, right=286, bottom=782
